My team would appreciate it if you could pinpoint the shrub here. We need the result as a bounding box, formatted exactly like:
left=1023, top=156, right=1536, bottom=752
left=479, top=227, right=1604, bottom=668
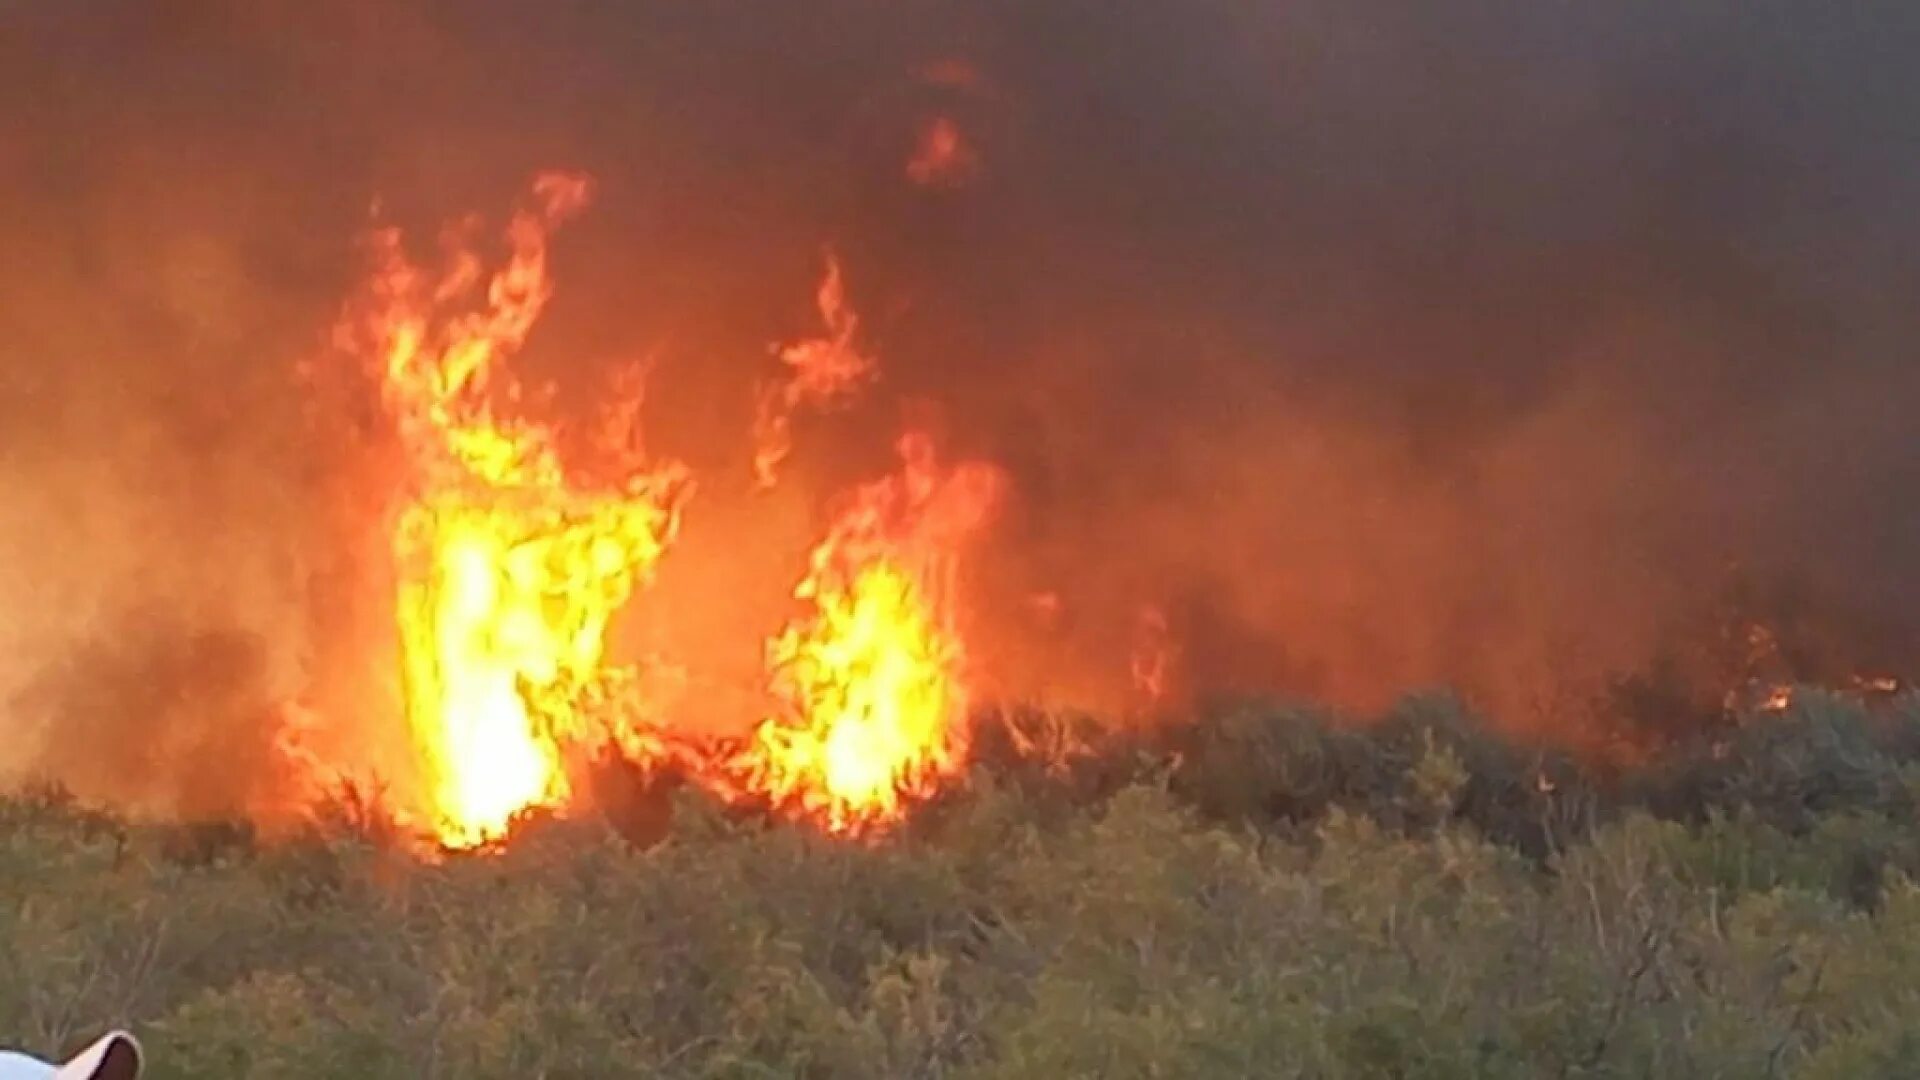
left=6, top=694, right=1920, bottom=1075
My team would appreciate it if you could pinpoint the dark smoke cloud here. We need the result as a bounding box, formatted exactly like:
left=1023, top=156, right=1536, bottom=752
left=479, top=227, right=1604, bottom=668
left=3, top=0, right=1919, bottom=807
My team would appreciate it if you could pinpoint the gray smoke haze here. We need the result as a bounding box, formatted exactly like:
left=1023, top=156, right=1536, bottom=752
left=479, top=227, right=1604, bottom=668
left=3, top=0, right=1919, bottom=811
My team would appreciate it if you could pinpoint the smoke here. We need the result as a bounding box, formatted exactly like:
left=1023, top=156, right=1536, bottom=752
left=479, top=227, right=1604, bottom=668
left=3, top=0, right=1919, bottom=811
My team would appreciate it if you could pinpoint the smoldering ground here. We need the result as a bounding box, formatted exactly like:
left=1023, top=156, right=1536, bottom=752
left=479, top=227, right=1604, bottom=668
left=3, top=0, right=1919, bottom=814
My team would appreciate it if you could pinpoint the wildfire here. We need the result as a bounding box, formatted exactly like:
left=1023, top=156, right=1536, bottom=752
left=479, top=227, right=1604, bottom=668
left=319, top=173, right=1006, bottom=845
left=739, top=433, right=1001, bottom=832
left=333, top=173, right=688, bottom=847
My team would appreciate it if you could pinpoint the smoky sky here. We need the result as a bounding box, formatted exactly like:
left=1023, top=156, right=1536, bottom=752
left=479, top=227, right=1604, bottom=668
left=3, top=0, right=1920, bottom=807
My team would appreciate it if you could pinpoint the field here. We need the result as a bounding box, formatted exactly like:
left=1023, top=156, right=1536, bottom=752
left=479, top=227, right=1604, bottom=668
left=7, top=691, right=1920, bottom=1078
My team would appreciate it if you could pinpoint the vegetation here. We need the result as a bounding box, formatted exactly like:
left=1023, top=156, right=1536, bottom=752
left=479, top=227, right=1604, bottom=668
left=7, top=690, right=1920, bottom=1077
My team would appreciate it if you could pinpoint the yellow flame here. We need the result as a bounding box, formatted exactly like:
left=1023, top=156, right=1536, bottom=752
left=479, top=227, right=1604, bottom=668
left=749, top=562, right=963, bottom=830
left=739, top=434, right=999, bottom=832
left=338, top=173, right=686, bottom=847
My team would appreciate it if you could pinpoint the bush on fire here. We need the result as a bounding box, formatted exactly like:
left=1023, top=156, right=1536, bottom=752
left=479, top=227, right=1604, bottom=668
left=5, top=692, right=1920, bottom=1077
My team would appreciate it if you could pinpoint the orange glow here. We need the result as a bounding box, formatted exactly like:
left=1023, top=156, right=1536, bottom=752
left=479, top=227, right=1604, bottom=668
left=906, top=116, right=979, bottom=189
left=738, top=433, right=1001, bottom=832
left=333, top=173, right=688, bottom=847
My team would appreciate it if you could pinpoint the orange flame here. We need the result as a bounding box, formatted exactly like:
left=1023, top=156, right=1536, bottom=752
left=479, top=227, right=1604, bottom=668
left=333, top=173, right=688, bottom=847
left=906, top=116, right=979, bottom=189
left=738, top=433, right=1001, bottom=832
left=752, top=252, right=876, bottom=488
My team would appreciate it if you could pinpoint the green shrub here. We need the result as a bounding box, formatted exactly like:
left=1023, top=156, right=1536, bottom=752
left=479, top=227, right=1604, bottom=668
left=7, top=694, right=1920, bottom=1076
